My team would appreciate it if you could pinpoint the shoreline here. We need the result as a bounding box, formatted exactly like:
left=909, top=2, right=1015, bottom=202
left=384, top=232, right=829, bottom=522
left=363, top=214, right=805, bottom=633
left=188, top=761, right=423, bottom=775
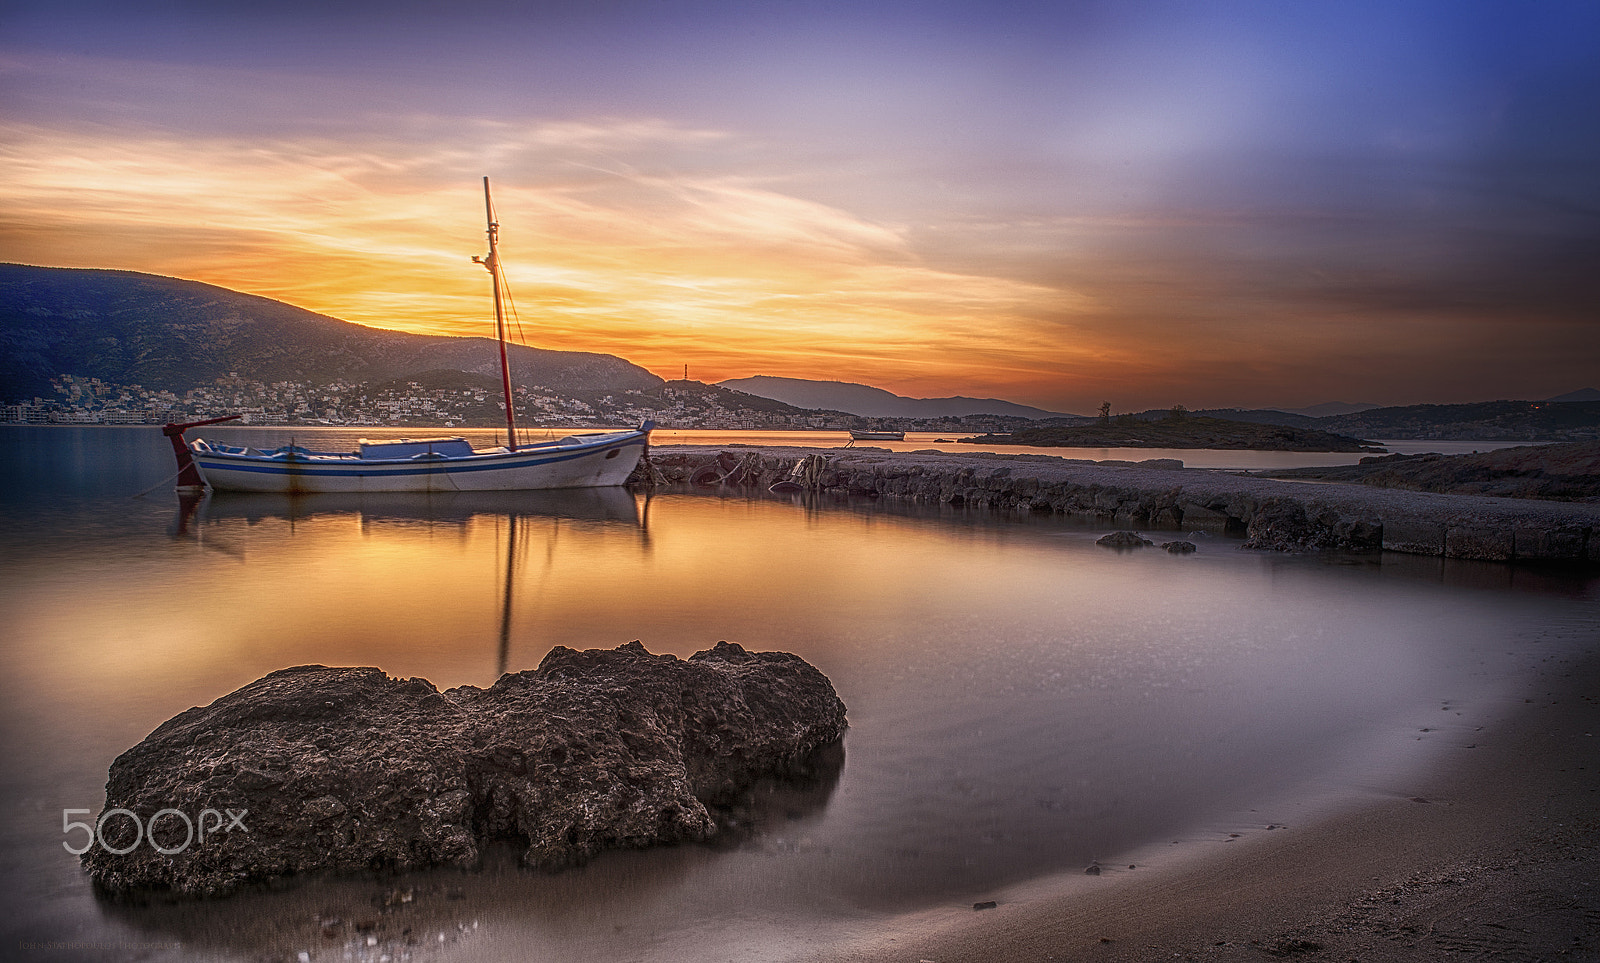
left=639, top=444, right=1600, bottom=563
left=819, top=646, right=1600, bottom=962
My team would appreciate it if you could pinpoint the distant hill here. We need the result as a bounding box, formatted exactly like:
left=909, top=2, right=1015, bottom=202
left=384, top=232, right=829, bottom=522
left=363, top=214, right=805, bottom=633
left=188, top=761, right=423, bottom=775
left=0, top=264, right=662, bottom=401
left=1135, top=401, right=1600, bottom=442
left=718, top=375, right=1076, bottom=419
left=1127, top=407, right=1324, bottom=429
left=1545, top=388, right=1600, bottom=404
left=1317, top=400, right=1600, bottom=441
left=1258, top=441, right=1600, bottom=501
left=962, top=415, right=1378, bottom=452
left=647, top=379, right=847, bottom=417
left=1279, top=401, right=1383, bottom=418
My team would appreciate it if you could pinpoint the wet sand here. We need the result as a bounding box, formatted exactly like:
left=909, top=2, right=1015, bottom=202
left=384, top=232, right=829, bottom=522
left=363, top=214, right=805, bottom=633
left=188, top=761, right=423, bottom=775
left=824, top=649, right=1600, bottom=962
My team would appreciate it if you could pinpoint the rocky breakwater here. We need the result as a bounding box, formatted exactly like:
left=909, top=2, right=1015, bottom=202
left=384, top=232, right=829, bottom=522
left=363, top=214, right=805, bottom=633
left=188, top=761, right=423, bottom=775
left=634, top=446, right=1600, bottom=563
left=83, top=641, right=847, bottom=897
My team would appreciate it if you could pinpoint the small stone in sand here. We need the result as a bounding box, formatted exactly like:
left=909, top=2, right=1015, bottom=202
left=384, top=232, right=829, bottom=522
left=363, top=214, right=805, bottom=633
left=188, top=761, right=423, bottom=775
left=1085, top=862, right=1101, bottom=875
left=973, top=900, right=997, bottom=911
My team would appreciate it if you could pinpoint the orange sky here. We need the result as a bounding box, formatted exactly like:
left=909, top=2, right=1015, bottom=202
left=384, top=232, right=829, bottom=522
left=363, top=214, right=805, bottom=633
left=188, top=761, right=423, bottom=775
left=3, top=4, right=1597, bottom=413
left=1, top=119, right=1118, bottom=407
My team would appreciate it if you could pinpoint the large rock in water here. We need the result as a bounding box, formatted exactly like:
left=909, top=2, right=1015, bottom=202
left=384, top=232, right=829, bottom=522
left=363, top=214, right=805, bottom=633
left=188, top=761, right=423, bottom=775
left=82, top=641, right=847, bottom=897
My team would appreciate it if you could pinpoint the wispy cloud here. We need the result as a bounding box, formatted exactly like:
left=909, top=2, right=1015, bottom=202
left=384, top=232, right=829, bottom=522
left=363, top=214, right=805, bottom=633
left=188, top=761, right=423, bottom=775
left=0, top=114, right=1090, bottom=402
left=3, top=1, right=1598, bottom=410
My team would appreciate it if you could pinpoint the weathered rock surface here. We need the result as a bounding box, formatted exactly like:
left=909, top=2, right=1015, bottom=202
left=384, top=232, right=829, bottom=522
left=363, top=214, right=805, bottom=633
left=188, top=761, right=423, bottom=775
left=1162, top=540, right=1198, bottom=554
left=83, top=641, right=847, bottom=897
left=634, top=445, right=1600, bottom=562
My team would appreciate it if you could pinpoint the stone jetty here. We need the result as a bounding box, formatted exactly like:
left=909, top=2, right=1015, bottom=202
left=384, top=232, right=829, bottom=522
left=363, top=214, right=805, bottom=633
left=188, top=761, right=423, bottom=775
left=83, top=641, right=847, bottom=897
left=633, top=446, right=1600, bottom=563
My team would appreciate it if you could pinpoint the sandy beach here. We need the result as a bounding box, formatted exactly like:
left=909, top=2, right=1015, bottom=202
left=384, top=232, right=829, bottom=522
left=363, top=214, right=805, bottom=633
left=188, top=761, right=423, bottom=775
left=825, top=650, right=1600, bottom=962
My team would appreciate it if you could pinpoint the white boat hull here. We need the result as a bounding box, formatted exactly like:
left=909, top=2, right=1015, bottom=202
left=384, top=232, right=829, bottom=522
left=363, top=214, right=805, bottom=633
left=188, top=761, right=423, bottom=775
left=191, top=428, right=650, bottom=493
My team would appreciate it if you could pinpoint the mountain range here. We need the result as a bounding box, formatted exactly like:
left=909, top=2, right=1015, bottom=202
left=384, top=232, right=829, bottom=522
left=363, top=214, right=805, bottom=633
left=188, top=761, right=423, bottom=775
left=1277, top=401, right=1382, bottom=417
left=1101, top=401, right=1600, bottom=442
left=4, top=264, right=1597, bottom=441
left=716, top=376, right=1079, bottom=419
left=0, top=264, right=660, bottom=401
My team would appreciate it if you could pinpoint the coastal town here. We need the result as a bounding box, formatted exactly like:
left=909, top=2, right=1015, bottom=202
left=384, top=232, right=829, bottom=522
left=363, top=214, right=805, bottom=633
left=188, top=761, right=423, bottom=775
left=0, top=372, right=1028, bottom=433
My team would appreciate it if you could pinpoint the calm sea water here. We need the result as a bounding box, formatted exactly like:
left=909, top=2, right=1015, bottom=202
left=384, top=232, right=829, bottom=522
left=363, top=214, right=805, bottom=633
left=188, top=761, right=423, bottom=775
left=649, top=428, right=1525, bottom=470
left=0, top=426, right=1593, bottom=962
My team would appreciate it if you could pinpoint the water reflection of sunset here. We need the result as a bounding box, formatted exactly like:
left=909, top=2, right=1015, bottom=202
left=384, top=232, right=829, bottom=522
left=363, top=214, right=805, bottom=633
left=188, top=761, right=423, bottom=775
left=5, top=438, right=1591, bottom=962
left=6, top=491, right=1205, bottom=709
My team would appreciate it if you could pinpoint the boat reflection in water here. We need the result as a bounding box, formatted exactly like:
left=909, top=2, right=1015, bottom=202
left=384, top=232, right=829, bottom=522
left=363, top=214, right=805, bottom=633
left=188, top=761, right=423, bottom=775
left=172, top=486, right=646, bottom=530
left=169, top=486, right=650, bottom=677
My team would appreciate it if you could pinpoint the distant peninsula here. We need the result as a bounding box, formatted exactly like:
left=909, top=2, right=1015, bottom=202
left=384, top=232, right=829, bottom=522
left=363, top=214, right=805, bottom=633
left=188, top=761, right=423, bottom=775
left=717, top=375, right=1077, bottom=420
left=962, top=415, right=1380, bottom=452
left=1256, top=441, right=1600, bottom=501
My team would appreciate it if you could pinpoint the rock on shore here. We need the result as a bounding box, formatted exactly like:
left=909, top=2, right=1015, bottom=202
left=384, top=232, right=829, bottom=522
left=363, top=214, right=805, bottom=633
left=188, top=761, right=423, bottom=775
left=83, top=641, right=847, bottom=897
left=634, top=445, right=1600, bottom=562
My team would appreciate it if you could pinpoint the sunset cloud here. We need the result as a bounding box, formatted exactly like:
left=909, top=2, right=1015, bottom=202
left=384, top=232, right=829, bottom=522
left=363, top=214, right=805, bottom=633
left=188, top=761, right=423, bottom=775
left=2, top=2, right=1597, bottom=411
left=0, top=112, right=1089, bottom=403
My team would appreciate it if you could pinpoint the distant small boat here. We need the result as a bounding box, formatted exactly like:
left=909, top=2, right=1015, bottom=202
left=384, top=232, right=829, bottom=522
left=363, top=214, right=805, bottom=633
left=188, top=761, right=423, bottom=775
left=164, top=177, right=652, bottom=493
left=849, top=429, right=905, bottom=441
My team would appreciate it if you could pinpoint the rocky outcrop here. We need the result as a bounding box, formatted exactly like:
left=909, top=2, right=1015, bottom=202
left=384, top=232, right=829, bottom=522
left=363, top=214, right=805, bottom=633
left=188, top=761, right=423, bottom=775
left=1096, top=531, right=1153, bottom=548
left=82, top=641, right=847, bottom=898
left=1239, top=497, right=1384, bottom=552
left=633, top=446, right=1600, bottom=562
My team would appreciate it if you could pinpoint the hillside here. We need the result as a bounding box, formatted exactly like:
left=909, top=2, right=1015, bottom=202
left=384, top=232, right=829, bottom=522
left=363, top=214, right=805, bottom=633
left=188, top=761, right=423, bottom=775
left=718, top=375, right=1076, bottom=419
left=1138, top=407, right=1324, bottom=429
left=1317, top=400, right=1600, bottom=441
left=1080, top=399, right=1600, bottom=443
left=962, top=415, right=1378, bottom=452
left=0, top=264, right=662, bottom=400
left=1545, top=388, right=1600, bottom=403
left=1281, top=401, right=1383, bottom=417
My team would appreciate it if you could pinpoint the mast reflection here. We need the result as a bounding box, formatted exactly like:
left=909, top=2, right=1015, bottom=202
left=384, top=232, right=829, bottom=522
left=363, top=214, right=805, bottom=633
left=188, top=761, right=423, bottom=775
left=169, top=488, right=648, bottom=677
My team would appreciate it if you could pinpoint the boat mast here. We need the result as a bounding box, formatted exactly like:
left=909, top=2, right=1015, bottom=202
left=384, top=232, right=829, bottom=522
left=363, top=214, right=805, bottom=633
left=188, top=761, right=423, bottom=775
left=476, top=176, right=518, bottom=452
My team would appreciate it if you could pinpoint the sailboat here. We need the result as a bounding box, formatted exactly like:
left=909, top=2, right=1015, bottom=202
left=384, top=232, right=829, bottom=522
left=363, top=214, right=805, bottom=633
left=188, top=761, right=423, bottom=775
left=165, top=178, right=653, bottom=494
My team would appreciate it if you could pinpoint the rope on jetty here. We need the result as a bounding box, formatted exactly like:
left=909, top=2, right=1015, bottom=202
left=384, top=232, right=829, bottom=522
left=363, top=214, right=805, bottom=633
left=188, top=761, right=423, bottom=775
left=636, top=449, right=668, bottom=489
left=688, top=451, right=769, bottom=488
left=794, top=453, right=828, bottom=489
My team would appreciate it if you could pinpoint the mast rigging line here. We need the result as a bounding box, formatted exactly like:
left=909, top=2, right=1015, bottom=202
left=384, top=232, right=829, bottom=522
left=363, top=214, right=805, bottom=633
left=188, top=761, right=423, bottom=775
left=483, top=184, right=541, bottom=449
